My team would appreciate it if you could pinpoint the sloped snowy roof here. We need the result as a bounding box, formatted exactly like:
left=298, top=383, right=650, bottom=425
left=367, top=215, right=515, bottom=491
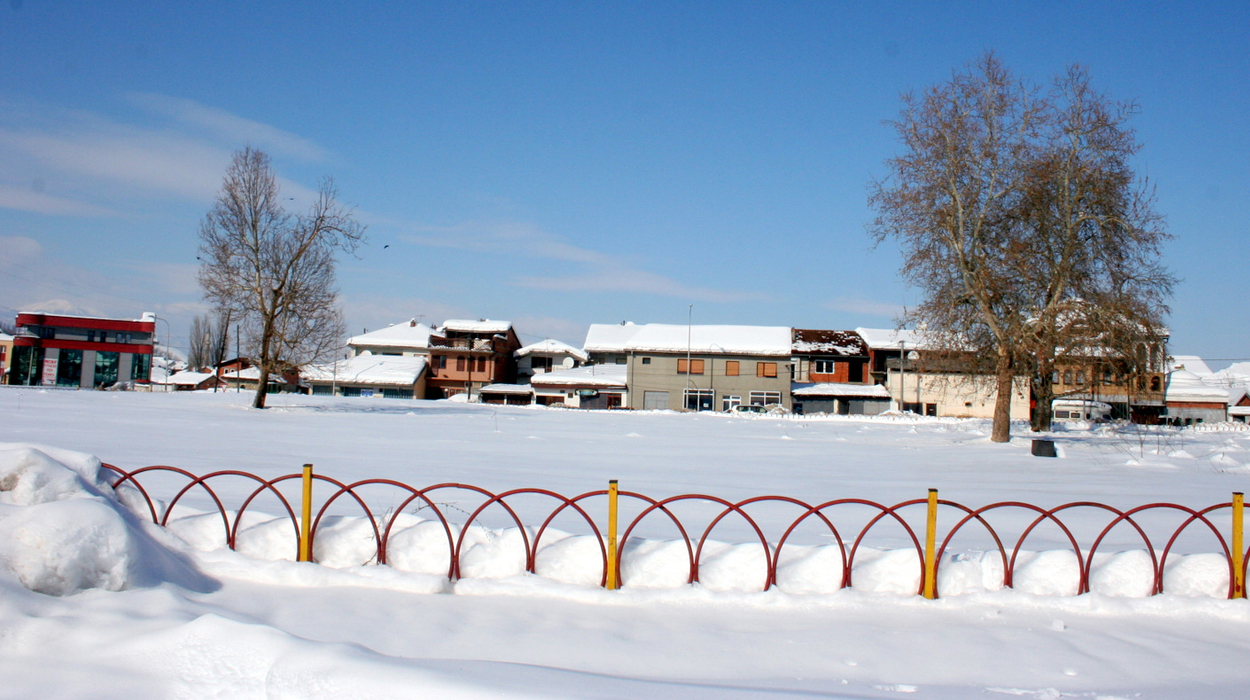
left=583, top=322, right=644, bottom=352
left=792, top=382, right=891, bottom=398
left=585, top=323, right=792, bottom=356
left=442, top=319, right=513, bottom=334
left=1168, top=355, right=1213, bottom=376
left=1165, top=370, right=1230, bottom=404
left=168, top=370, right=217, bottom=387
left=516, top=338, right=589, bottom=361
left=0, top=332, right=12, bottom=342
left=854, top=327, right=927, bottom=350
left=530, top=364, right=628, bottom=388
left=479, top=383, right=534, bottom=395
left=348, top=321, right=434, bottom=349
left=792, top=329, right=868, bottom=356
left=303, top=354, right=427, bottom=386
left=1207, top=362, right=1250, bottom=388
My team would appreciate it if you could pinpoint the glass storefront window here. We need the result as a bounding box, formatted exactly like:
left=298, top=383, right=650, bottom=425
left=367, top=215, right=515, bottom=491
left=94, top=351, right=119, bottom=388
left=130, top=353, right=152, bottom=382
left=11, top=346, right=44, bottom=386
left=57, top=349, right=83, bottom=387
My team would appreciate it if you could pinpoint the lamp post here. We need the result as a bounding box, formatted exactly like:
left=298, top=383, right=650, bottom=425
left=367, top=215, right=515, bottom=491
left=686, top=304, right=694, bottom=410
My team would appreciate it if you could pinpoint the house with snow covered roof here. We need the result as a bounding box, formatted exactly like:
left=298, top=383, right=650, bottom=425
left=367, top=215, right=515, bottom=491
left=425, top=319, right=522, bottom=400
left=530, top=364, right=628, bottom=409
left=347, top=319, right=434, bottom=357
left=1164, top=368, right=1230, bottom=425
left=515, top=338, right=587, bottom=382
left=0, top=331, right=12, bottom=384
left=855, top=327, right=1030, bottom=419
left=788, top=329, right=890, bottom=415
left=583, top=322, right=793, bottom=411
left=303, top=354, right=428, bottom=399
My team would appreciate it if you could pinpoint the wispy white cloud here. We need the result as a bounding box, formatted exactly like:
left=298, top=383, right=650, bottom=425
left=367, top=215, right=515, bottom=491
left=127, top=92, right=328, bottom=162
left=517, top=269, right=770, bottom=303
left=0, top=93, right=330, bottom=216
left=400, top=220, right=612, bottom=265
left=400, top=219, right=764, bottom=303
left=0, top=184, right=121, bottom=217
left=822, top=296, right=903, bottom=318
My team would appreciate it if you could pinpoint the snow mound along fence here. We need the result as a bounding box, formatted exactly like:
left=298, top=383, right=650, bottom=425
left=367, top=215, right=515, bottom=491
left=102, top=463, right=1250, bottom=599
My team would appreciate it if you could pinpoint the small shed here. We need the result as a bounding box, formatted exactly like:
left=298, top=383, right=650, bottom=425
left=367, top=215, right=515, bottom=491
left=791, top=382, right=892, bottom=415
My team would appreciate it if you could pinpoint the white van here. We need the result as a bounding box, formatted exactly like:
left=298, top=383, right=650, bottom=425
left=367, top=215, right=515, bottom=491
left=1051, top=399, right=1113, bottom=422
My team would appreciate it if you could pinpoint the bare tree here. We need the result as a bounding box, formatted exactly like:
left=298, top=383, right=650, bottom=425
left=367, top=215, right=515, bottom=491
left=870, top=53, right=1041, bottom=442
left=188, top=314, right=212, bottom=369
left=1015, top=66, right=1174, bottom=430
left=870, top=54, right=1172, bottom=441
left=198, top=147, right=364, bottom=409
left=209, top=309, right=232, bottom=368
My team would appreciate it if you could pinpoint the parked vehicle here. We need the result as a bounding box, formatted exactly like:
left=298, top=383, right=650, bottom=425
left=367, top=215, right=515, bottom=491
left=1052, top=399, right=1113, bottom=422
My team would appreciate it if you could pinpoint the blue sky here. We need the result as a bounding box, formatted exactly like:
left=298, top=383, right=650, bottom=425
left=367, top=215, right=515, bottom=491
left=0, top=2, right=1246, bottom=364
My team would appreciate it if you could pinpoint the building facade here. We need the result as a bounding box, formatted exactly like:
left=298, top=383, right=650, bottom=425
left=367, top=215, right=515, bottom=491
left=9, top=312, right=155, bottom=388
left=584, top=323, right=794, bottom=411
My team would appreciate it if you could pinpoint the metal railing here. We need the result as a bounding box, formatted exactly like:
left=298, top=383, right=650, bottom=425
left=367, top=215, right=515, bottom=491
left=101, top=463, right=1249, bottom=600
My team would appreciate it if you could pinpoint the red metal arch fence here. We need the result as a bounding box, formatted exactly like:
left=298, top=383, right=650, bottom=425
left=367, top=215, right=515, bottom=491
left=101, top=463, right=1249, bottom=600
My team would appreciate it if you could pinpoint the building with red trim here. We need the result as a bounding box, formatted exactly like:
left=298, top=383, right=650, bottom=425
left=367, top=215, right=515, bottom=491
left=9, top=312, right=156, bottom=388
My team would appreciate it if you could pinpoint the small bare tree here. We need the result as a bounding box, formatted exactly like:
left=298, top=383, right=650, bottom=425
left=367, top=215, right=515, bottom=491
left=188, top=314, right=212, bottom=370
left=198, top=147, right=364, bottom=409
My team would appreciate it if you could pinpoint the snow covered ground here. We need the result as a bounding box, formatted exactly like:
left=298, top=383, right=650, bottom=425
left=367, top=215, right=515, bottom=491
left=3, top=388, right=1250, bottom=698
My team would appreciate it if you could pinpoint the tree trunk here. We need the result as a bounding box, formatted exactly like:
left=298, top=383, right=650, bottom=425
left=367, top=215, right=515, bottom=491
left=1031, top=368, right=1055, bottom=432
left=252, top=367, right=269, bottom=409
left=991, top=351, right=1014, bottom=443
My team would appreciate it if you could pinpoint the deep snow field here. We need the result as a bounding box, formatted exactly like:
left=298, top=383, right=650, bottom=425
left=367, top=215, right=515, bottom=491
left=3, top=387, right=1250, bottom=699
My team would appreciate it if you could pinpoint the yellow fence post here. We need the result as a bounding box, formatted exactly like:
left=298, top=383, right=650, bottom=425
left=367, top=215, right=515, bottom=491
left=923, top=488, right=938, bottom=600
left=1234, top=492, right=1245, bottom=599
left=299, top=463, right=314, bottom=563
left=607, top=479, right=619, bottom=590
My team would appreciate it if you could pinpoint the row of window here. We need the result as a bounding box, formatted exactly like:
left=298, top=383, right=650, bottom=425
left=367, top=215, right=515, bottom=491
left=430, top=355, right=491, bottom=373
left=674, top=359, right=779, bottom=378
left=1054, top=369, right=1162, bottom=392
left=682, top=388, right=783, bottom=411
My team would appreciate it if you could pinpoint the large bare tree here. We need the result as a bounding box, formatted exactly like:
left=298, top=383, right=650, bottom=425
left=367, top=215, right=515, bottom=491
left=870, top=54, right=1172, bottom=442
left=198, top=147, right=364, bottom=409
left=869, top=53, right=1041, bottom=442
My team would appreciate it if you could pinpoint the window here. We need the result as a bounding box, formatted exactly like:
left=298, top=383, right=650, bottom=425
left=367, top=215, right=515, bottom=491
left=614, top=357, right=627, bottom=365
left=477, top=357, right=487, bottom=372
left=130, top=353, right=151, bottom=382
left=435, top=355, right=447, bottom=370
left=641, top=357, right=651, bottom=365
left=87, top=331, right=96, bottom=342
left=725, top=361, right=739, bottom=376
left=677, top=358, right=705, bottom=374
left=1075, top=370, right=1085, bottom=385
left=1150, top=376, right=1161, bottom=392
left=683, top=389, right=714, bottom=411
left=456, top=356, right=466, bottom=372
left=94, top=351, right=120, bottom=388
left=1051, top=370, right=1060, bottom=383
left=722, top=395, right=742, bottom=411
left=1062, top=370, right=1072, bottom=385
left=749, top=391, right=782, bottom=406
left=532, top=356, right=553, bottom=372
left=813, top=359, right=836, bottom=374
left=57, top=349, right=83, bottom=387
left=756, top=362, right=777, bottom=378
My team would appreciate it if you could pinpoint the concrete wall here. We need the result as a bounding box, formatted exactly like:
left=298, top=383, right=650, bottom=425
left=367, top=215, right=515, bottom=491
left=624, top=353, right=792, bottom=411
left=883, top=371, right=1030, bottom=419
